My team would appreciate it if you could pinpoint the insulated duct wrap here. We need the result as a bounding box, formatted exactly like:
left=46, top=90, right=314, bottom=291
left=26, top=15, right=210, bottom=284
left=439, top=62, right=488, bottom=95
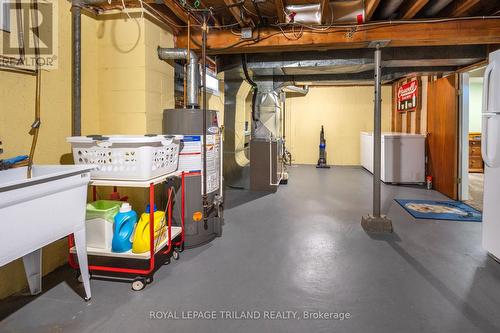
left=285, top=0, right=364, bottom=24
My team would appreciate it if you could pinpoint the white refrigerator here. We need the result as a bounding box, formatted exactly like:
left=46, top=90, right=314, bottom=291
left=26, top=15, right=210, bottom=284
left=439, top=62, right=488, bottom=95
left=482, top=49, right=500, bottom=260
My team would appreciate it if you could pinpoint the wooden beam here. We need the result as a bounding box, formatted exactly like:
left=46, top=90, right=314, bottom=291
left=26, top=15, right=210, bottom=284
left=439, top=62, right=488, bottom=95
left=320, top=0, right=330, bottom=24
left=161, top=0, right=189, bottom=24
left=223, top=0, right=254, bottom=27
left=176, top=18, right=500, bottom=54
left=198, top=0, right=221, bottom=27
left=365, top=0, right=381, bottom=21
left=275, top=0, right=286, bottom=23
left=399, top=0, right=429, bottom=19
left=440, top=0, right=481, bottom=17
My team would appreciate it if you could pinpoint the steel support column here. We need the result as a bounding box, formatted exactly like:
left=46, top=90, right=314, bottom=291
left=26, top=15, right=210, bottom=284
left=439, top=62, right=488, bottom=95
left=361, top=43, right=393, bottom=233
left=373, top=44, right=382, bottom=217
left=71, top=1, right=81, bottom=136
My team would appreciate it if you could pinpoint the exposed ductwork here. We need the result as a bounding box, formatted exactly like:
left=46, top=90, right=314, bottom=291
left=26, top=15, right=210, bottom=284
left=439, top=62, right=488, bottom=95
left=285, top=0, right=364, bottom=25
left=286, top=4, right=321, bottom=24
left=158, top=47, right=200, bottom=108
left=282, top=85, right=309, bottom=95
left=378, top=0, right=404, bottom=20
left=423, top=0, right=454, bottom=17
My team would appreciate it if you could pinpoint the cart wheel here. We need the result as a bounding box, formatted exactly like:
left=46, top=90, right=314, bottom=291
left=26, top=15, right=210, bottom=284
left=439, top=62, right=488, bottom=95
left=131, top=278, right=146, bottom=291
left=164, top=257, right=171, bottom=265
left=172, top=249, right=180, bottom=260
left=145, top=277, right=153, bottom=284
left=178, top=243, right=184, bottom=253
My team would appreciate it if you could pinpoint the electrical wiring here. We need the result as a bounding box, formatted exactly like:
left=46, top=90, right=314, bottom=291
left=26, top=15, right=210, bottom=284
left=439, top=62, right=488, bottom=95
left=276, top=23, right=303, bottom=40
left=272, top=15, right=500, bottom=31
left=230, top=27, right=242, bottom=36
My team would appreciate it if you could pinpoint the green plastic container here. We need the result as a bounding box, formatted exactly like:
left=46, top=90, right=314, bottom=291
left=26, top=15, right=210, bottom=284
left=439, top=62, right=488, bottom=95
left=86, top=200, right=122, bottom=222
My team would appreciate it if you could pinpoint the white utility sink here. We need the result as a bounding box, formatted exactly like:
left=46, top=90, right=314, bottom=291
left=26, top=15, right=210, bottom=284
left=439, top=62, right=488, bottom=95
left=0, top=165, right=93, bottom=300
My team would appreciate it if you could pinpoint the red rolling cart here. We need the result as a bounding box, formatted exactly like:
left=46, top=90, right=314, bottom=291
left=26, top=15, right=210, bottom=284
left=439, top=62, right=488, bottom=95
left=68, top=171, right=186, bottom=291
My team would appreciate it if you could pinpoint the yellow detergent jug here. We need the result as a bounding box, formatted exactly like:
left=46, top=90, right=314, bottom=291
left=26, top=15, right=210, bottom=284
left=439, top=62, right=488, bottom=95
left=132, top=204, right=167, bottom=254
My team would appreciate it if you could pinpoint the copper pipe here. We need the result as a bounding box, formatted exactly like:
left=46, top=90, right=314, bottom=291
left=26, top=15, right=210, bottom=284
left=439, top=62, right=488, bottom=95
left=27, top=0, right=41, bottom=179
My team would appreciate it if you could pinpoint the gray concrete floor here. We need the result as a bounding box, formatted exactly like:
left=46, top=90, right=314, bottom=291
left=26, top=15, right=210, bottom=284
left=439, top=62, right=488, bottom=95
left=2, top=165, right=500, bottom=333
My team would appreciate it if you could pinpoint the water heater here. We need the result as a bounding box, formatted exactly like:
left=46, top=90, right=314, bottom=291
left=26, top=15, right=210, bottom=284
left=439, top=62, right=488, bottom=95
left=163, top=108, right=223, bottom=248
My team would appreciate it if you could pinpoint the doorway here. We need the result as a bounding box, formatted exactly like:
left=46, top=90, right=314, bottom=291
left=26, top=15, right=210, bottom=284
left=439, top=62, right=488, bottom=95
left=459, top=67, right=485, bottom=211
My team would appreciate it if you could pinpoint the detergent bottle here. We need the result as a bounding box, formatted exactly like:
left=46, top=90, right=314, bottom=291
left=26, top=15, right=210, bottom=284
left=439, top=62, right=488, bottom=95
left=132, top=204, right=167, bottom=254
left=111, top=203, right=138, bottom=253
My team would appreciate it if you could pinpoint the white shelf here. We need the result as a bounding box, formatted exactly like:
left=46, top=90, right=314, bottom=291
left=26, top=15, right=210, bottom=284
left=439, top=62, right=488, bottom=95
left=70, top=226, right=182, bottom=259
left=89, top=171, right=182, bottom=188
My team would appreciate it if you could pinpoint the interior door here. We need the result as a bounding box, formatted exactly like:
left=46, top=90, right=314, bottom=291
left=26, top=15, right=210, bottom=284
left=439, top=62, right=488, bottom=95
left=427, top=74, right=459, bottom=199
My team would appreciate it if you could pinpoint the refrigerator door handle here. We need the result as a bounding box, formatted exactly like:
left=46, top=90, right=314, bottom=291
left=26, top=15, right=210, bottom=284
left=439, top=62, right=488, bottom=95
left=482, top=61, right=495, bottom=113
left=482, top=113, right=500, bottom=168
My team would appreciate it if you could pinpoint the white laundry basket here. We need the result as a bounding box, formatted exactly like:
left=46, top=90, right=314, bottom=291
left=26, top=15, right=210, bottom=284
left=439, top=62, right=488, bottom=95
left=67, top=135, right=181, bottom=180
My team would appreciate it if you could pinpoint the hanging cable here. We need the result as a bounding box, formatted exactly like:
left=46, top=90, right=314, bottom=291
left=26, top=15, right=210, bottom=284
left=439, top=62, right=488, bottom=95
left=241, top=54, right=258, bottom=123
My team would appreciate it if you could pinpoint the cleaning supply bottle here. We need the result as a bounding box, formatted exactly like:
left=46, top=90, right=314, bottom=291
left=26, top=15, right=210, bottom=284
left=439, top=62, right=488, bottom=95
left=132, top=204, right=167, bottom=254
left=112, top=203, right=138, bottom=253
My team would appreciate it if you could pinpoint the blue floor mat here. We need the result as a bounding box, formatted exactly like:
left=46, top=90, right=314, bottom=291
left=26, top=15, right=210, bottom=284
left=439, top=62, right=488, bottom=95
left=395, top=199, right=482, bottom=222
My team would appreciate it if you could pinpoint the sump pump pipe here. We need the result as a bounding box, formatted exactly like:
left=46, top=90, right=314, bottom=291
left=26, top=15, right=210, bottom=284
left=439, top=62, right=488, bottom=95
left=157, top=47, right=200, bottom=108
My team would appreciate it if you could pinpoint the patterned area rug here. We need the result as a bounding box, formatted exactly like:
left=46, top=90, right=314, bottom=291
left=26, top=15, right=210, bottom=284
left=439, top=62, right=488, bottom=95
left=395, top=199, right=482, bottom=222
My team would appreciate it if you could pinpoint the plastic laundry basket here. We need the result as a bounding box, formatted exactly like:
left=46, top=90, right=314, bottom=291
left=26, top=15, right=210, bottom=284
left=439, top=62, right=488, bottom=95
left=67, top=135, right=181, bottom=180
left=85, top=200, right=122, bottom=250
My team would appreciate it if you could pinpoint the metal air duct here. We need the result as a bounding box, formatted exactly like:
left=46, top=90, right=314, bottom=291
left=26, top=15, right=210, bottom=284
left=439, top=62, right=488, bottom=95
left=285, top=0, right=364, bottom=25
left=158, top=47, right=200, bottom=108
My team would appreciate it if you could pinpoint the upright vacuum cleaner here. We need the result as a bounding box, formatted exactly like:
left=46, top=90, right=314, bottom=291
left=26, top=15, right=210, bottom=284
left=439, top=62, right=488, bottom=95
left=316, top=125, right=330, bottom=168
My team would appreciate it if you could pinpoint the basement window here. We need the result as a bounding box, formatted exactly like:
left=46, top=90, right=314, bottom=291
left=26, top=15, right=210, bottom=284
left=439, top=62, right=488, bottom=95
left=0, top=0, right=10, bottom=33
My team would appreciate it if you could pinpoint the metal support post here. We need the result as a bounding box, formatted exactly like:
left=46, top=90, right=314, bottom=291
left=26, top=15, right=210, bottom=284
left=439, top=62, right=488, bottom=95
left=361, top=43, right=393, bottom=233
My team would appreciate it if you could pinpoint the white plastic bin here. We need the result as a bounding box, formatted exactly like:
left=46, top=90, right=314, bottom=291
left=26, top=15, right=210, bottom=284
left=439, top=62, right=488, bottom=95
left=67, top=135, right=181, bottom=180
left=85, top=200, right=122, bottom=250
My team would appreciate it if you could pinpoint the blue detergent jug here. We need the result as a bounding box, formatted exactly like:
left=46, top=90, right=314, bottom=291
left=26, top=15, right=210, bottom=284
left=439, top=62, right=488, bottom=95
left=112, top=203, right=138, bottom=253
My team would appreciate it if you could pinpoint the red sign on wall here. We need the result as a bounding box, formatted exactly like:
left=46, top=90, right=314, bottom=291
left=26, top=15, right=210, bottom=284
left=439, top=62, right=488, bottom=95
left=397, top=80, right=418, bottom=112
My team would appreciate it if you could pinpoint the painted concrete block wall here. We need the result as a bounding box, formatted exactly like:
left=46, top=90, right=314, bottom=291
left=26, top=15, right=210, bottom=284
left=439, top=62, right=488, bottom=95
left=0, top=10, right=184, bottom=298
left=286, top=86, right=392, bottom=165
left=0, top=1, right=99, bottom=299
left=145, top=18, right=175, bottom=133
left=96, top=14, right=147, bottom=134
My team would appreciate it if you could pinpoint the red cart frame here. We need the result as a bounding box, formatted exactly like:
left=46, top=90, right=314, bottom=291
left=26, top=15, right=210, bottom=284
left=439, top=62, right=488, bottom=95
left=68, top=172, right=185, bottom=282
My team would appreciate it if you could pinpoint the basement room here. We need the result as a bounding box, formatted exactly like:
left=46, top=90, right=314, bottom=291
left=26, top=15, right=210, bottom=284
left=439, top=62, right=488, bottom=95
left=1, top=0, right=500, bottom=332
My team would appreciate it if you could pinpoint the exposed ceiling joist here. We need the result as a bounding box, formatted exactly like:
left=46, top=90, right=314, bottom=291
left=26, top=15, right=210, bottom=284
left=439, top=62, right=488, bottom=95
left=365, top=0, right=381, bottom=21
left=223, top=0, right=255, bottom=27
left=399, top=0, right=430, bottom=19
left=176, top=18, right=500, bottom=54
left=198, top=0, right=221, bottom=27
left=320, top=0, right=330, bottom=24
left=440, top=0, right=481, bottom=17
left=161, top=0, right=190, bottom=24
left=274, top=0, right=286, bottom=23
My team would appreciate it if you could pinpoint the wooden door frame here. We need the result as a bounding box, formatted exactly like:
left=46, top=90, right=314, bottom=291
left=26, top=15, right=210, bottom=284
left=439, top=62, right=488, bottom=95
left=458, top=72, right=470, bottom=201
